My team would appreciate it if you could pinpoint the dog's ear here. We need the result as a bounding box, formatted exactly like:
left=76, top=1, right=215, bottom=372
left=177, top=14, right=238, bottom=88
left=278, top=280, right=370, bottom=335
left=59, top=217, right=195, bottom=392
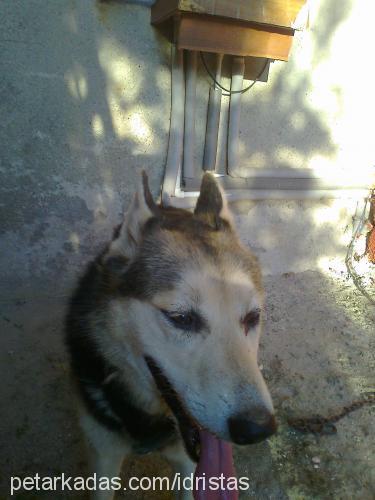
left=194, top=173, right=233, bottom=229
left=106, top=171, right=158, bottom=259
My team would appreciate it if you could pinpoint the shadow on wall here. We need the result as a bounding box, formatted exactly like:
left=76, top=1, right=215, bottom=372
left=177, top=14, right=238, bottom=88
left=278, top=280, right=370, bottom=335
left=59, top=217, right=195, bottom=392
left=0, top=0, right=171, bottom=294
left=311, top=0, right=353, bottom=66
left=0, top=0, right=358, bottom=294
left=233, top=69, right=337, bottom=173
left=231, top=0, right=355, bottom=174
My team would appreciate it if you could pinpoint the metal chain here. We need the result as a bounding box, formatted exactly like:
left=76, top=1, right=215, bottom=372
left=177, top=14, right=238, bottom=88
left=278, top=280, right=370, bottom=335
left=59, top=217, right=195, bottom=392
left=287, top=392, right=375, bottom=435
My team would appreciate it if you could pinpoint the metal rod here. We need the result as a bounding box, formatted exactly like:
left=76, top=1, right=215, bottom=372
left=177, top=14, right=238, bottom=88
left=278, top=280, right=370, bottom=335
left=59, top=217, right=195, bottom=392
left=203, top=53, right=223, bottom=172
left=227, top=56, right=245, bottom=173
left=166, top=188, right=370, bottom=208
left=162, top=46, right=185, bottom=205
left=183, top=175, right=371, bottom=191
left=183, top=50, right=197, bottom=179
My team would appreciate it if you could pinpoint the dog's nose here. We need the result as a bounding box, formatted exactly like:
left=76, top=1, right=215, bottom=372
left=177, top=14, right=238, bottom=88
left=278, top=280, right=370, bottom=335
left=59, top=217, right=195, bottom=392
left=228, top=412, right=277, bottom=445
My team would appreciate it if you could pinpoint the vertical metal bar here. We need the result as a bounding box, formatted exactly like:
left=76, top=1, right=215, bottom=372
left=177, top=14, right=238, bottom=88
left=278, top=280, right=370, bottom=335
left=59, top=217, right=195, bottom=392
left=183, top=50, right=197, bottom=179
left=203, top=53, right=223, bottom=172
left=227, top=56, right=245, bottom=173
left=162, top=45, right=185, bottom=205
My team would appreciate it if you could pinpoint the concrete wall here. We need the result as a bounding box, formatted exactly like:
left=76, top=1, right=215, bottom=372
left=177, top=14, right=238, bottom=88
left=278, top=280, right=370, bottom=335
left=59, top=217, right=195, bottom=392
left=1, top=0, right=374, bottom=293
left=1, top=0, right=171, bottom=297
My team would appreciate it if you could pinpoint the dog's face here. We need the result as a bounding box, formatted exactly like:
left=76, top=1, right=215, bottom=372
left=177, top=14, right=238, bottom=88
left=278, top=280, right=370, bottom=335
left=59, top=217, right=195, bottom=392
left=103, top=173, right=275, bottom=458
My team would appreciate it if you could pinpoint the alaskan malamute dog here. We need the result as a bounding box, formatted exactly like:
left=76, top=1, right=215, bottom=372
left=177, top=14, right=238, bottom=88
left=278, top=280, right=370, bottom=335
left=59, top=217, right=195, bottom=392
left=66, top=173, right=276, bottom=499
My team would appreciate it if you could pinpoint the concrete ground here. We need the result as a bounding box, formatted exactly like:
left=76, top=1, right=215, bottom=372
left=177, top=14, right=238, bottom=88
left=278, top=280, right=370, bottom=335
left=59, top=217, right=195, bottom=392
left=1, top=0, right=374, bottom=499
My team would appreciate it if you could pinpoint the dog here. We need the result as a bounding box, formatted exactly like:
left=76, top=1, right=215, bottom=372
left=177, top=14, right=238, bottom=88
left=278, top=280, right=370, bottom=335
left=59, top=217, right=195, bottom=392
left=65, top=172, right=276, bottom=499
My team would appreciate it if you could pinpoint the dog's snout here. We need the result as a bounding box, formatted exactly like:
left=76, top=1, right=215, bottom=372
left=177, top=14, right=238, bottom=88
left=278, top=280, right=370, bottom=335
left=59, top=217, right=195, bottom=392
left=228, top=412, right=277, bottom=445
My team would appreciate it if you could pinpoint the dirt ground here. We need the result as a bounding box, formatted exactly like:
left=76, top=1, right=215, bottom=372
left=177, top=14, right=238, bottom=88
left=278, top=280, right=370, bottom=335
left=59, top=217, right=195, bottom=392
left=1, top=269, right=374, bottom=500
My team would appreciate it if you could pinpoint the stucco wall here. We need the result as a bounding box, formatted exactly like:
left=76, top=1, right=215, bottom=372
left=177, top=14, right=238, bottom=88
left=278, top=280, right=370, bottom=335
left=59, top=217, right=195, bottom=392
left=1, top=0, right=171, bottom=296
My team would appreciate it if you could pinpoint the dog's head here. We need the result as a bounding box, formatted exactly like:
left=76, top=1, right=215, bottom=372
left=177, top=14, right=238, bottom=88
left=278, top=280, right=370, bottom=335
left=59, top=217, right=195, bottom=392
left=103, top=173, right=276, bottom=459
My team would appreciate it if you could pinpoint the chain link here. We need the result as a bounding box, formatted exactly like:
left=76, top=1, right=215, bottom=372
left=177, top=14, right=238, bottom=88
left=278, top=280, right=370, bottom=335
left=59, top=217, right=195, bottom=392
left=287, top=392, right=375, bottom=435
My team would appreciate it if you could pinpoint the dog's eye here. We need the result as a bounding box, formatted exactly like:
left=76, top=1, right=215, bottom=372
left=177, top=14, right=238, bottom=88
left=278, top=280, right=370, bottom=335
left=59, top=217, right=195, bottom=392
left=161, top=310, right=202, bottom=332
left=242, top=309, right=261, bottom=335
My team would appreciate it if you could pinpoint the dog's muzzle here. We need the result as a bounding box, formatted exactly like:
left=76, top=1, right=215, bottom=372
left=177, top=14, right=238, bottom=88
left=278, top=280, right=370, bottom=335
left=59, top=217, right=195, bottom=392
left=228, top=412, right=277, bottom=445
left=144, top=355, right=201, bottom=462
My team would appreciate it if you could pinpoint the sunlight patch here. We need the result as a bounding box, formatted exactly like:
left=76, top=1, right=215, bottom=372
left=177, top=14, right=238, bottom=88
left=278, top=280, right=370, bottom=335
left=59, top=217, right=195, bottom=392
left=91, top=114, right=105, bottom=138
left=64, top=66, right=88, bottom=100
left=69, top=232, right=80, bottom=252
left=129, top=112, right=152, bottom=143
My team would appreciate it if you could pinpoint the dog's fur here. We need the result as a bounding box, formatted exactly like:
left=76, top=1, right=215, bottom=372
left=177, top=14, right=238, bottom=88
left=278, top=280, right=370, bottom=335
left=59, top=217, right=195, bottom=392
left=66, top=173, right=274, bottom=499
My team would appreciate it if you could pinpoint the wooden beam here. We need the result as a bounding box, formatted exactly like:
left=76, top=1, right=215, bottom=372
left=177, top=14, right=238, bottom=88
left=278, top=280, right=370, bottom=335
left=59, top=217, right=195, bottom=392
left=151, top=0, right=179, bottom=25
left=177, top=14, right=294, bottom=61
left=152, top=0, right=308, bottom=30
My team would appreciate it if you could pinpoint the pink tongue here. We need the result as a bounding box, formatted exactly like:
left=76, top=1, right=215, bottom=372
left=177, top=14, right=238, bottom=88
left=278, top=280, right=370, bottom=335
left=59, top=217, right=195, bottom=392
left=193, top=430, right=238, bottom=500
